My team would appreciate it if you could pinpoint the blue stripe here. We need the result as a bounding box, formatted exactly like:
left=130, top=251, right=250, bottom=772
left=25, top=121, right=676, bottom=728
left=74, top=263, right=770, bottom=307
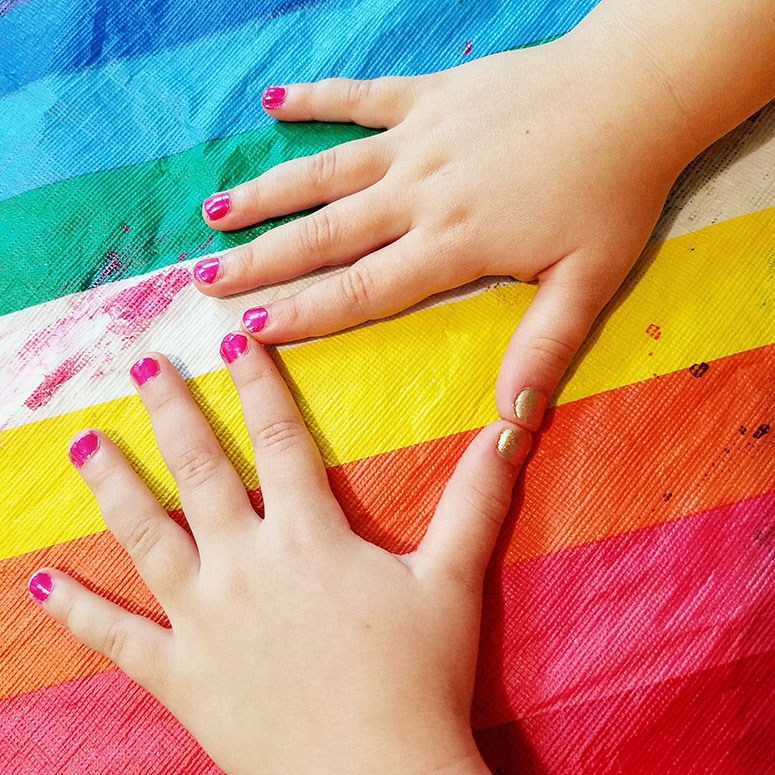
left=0, top=0, right=335, bottom=97
left=0, top=0, right=599, bottom=201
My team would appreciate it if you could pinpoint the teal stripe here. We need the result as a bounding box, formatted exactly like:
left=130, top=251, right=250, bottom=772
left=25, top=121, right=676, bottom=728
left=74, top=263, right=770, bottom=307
left=0, top=0, right=599, bottom=200
left=0, top=122, right=373, bottom=316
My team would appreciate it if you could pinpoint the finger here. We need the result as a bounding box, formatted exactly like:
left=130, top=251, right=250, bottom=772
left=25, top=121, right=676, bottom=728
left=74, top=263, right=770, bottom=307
left=201, top=136, right=391, bottom=230
left=414, top=421, right=530, bottom=588
left=218, top=332, right=345, bottom=528
left=67, top=428, right=198, bottom=606
left=131, top=354, right=256, bottom=543
left=196, top=185, right=410, bottom=297
left=495, top=255, right=613, bottom=431
left=260, top=76, right=419, bottom=128
left=240, top=231, right=459, bottom=344
left=28, top=568, right=172, bottom=695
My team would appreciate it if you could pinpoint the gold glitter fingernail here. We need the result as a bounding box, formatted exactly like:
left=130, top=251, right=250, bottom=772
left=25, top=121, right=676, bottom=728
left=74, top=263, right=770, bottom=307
left=497, top=428, right=526, bottom=464
left=514, top=388, right=547, bottom=430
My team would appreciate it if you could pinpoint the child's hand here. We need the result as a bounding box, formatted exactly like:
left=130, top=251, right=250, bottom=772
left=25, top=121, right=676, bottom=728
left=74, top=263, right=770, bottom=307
left=193, top=39, right=684, bottom=430
left=28, top=340, right=530, bottom=775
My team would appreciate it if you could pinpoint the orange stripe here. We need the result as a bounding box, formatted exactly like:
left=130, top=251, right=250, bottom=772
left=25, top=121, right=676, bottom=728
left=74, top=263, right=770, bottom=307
left=3, top=342, right=774, bottom=700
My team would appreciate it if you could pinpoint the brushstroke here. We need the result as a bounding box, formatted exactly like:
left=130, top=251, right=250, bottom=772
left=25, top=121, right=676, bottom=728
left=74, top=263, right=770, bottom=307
left=17, top=267, right=191, bottom=410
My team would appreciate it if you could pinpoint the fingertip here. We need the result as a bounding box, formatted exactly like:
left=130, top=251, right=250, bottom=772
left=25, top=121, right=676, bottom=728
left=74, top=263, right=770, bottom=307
left=219, top=331, right=250, bottom=364
left=494, top=423, right=532, bottom=468
left=262, top=85, right=287, bottom=112
left=67, top=429, right=101, bottom=469
left=202, top=191, right=231, bottom=223
left=28, top=568, right=54, bottom=604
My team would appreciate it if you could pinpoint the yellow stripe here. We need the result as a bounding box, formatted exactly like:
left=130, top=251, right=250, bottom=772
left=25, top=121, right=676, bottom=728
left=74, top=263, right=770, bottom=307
left=3, top=207, right=774, bottom=560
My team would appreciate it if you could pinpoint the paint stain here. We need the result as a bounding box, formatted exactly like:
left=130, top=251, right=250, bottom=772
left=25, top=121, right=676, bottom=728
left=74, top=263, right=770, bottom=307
left=20, top=267, right=192, bottom=411
left=102, top=266, right=192, bottom=338
left=689, top=362, right=709, bottom=378
left=646, top=324, right=662, bottom=340
left=662, top=492, right=673, bottom=502
left=752, top=424, right=770, bottom=439
left=462, top=39, right=472, bottom=55
left=122, top=225, right=131, bottom=233
left=754, top=525, right=775, bottom=557
left=88, top=251, right=123, bottom=289
left=24, top=352, right=91, bottom=410
left=740, top=426, right=748, bottom=435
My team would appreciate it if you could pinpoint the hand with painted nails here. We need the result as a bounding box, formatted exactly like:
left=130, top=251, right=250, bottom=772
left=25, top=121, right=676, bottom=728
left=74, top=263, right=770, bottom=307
left=28, top=337, right=530, bottom=775
left=191, top=51, right=677, bottom=432
left=193, top=0, right=775, bottom=431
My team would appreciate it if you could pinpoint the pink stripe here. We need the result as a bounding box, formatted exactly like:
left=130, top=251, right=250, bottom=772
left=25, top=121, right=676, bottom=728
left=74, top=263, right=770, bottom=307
left=473, top=490, right=775, bottom=727
left=2, top=494, right=773, bottom=770
left=476, top=648, right=775, bottom=774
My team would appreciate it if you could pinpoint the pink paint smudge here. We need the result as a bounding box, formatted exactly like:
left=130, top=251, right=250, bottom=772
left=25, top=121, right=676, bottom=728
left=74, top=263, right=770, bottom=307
left=20, top=266, right=193, bottom=411
left=90, top=251, right=123, bottom=288
left=24, top=352, right=91, bottom=410
left=102, top=266, right=191, bottom=339
left=462, top=39, right=472, bottom=55
left=122, top=225, right=131, bottom=232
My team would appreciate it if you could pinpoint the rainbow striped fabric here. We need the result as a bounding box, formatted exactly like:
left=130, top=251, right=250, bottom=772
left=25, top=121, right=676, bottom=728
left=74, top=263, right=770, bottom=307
left=1, top=1, right=774, bottom=772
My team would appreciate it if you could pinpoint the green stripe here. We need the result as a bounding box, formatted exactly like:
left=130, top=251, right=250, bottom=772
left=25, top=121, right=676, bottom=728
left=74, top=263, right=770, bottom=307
left=0, top=122, right=376, bottom=316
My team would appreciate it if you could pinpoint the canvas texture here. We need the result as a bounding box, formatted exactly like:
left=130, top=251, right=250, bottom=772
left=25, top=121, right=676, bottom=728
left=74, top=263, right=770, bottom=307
left=1, top=1, right=774, bottom=773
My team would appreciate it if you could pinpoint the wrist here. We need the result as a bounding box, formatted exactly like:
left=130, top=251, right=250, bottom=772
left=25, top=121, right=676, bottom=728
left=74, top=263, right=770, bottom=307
left=559, top=15, right=700, bottom=180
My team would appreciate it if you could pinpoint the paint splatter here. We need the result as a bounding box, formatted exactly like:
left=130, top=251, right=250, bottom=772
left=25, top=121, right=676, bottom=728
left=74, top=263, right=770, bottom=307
left=689, top=362, right=709, bottom=378
left=752, top=424, right=770, bottom=439
left=19, top=266, right=193, bottom=411
left=646, top=324, right=662, bottom=340
left=87, top=251, right=123, bottom=289
left=462, top=39, right=472, bottom=55
left=24, top=352, right=91, bottom=410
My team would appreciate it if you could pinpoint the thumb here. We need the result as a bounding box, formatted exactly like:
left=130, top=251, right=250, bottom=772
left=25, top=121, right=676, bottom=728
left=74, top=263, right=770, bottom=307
left=495, top=254, right=612, bottom=430
left=415, top=421, right=530, bottom=587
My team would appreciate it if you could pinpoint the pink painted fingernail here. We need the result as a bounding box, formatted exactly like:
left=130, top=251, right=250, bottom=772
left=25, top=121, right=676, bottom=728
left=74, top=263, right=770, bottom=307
left=220, top=332, right=249, bottom=364
left=262, top=86, right=286, bottom=110
left=204, top=192, right=230, bottom=221
left=28, top=571, right=53, bottom=603
left=243, top=307, right=268, bottom=333
left=194, top=257, right=220, bottom=284
left=130, top=356, right=160, bottom=386
left=68, top=430, right=100, bottom=469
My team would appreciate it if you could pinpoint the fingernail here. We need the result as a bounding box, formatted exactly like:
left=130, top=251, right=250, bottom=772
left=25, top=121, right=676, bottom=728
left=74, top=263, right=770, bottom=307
left=262, top=86, right=286, bottom=110
left=514, top=388, right=548, bottom=431
left=68, top=430, right=100, bottom=469
left=204, top=192, right=230, bottom=221
left=243, top=307, right=268, bottom=333
left=496, top=427, right=529, bottom=465
left=130, top=356, right=160, bottom=386
left=28, top=571, right=53, bottom=603
left=194, top=257, right=220, bottom=284
left=220, top=332, right=249, bottom=364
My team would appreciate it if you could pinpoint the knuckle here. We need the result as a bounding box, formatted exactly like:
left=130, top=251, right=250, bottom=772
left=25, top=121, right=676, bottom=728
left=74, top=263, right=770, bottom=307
left=337, top=266, right=373, bottom=311
left=459, top=482, right=511, bottom=530
left=124, top=516, right=166, bottom=567
left=102, top=619, right=130, bottom=666
left=304, top=148, right=337, bottom=190
left=298, top=210, right=337, bottom=255
left=527, top=334, right=578, bottom=373
left=253, top=419, right=305, bottom=455
left=173, top=442, right=223, bottom=489
left=343, top=78, right=372, bottom=107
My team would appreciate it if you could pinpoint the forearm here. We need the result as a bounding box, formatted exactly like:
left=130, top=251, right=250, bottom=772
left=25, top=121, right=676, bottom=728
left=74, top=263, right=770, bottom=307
left=566, top=0, right=775, bottom=173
